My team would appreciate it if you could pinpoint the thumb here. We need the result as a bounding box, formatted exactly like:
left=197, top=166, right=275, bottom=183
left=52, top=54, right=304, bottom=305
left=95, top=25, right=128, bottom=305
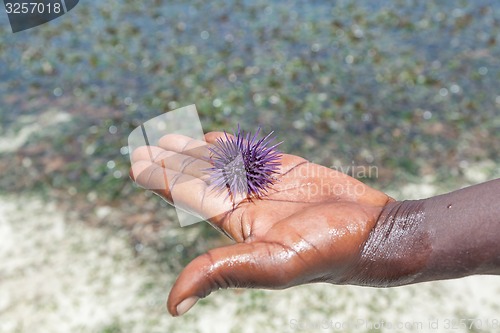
left=167, top=241, right=296, bottom=316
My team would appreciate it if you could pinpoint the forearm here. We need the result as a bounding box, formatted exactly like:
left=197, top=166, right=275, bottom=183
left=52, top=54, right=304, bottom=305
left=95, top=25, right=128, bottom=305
left=353, top=179, right=500, bottom=286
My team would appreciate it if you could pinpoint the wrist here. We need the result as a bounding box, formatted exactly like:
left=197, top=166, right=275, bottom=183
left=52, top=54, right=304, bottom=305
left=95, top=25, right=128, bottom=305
left=349, top=179, right=500, bottom=287
left=351, top=199, right=431, bottom=287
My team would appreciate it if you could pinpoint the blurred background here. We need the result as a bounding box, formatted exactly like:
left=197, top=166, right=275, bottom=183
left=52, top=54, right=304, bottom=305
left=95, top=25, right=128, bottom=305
left=0, top=0, right=499, bottom=332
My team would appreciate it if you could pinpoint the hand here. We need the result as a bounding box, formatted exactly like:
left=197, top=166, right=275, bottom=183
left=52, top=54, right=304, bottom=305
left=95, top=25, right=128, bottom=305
left=130, top=131, right=392, bottom=316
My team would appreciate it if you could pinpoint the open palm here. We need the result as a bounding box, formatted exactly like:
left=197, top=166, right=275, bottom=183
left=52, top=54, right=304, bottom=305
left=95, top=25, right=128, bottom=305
left=131, top=131, right=392, bottom=316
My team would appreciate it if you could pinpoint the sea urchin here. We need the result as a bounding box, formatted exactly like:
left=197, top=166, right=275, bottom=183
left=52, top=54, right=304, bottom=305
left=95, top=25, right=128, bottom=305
left=207, top=126, right=282, bottom=200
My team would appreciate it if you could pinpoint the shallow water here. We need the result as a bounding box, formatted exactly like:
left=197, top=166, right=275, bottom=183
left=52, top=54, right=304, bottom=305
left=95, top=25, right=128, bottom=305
left=1, top=2, right=499, bottom=182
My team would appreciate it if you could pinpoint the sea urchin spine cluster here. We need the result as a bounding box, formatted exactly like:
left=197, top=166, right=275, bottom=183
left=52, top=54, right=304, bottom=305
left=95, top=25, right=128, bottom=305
left=207, top=126, right=282, bottom=199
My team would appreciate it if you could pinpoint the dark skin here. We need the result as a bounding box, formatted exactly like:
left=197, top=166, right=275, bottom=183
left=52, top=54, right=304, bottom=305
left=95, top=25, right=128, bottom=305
left=130, top=131, right=500, bottom=316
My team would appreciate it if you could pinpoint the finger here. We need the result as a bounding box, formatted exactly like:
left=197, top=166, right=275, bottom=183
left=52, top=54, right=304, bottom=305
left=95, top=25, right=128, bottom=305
left=158, top=134, right=211, bottom=161
left=132, top=146, right=212, bottom=180
left=131, top=160, right=232, bottom=218
left=130, top=160, right=153, bottom=181
left=167, top=241, right=299, bottom=316
left=131, top=145, right=168, bottom=163
left=204, top=131, right=235, bottom=144
left=157, top=151, right=212, bottom=181
left=131, top=160, right=173, bottom=202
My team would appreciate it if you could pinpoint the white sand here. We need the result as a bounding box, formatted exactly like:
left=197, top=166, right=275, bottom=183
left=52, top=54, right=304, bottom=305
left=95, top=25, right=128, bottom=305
left=1, top=183, right=499, bottom=333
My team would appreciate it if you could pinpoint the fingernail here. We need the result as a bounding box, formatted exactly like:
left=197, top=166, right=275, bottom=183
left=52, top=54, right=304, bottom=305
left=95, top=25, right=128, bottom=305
left=176, top=296, right=199, bottom=316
